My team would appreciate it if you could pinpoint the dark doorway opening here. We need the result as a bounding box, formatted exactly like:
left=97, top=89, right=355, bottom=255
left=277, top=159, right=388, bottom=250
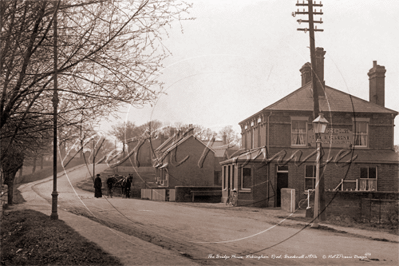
left=276, top=172, right=288, bottom=207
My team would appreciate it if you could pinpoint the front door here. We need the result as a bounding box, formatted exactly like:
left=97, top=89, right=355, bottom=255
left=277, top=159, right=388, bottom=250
left=276, top=171, right=288, bottom=207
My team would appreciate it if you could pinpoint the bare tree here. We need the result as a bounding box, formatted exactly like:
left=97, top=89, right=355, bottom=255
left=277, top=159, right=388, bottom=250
left=0, top=115, right=51, bottom=204
left=218, top=125, right=240, bottom=147
left=0, top=0, right=192, bottom=203
left=0, top=0, right=192, bottom=153
left=109, top=120, right=163, bottom=152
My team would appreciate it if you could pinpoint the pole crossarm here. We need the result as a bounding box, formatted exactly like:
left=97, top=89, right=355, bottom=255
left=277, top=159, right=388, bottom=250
left=292, top=1, right=324, bottom=32
left=297, top=28, right=324, bottom=32
left=297, top=19, right=323, bottom=24
left=295, top=11, right=323, bottom=15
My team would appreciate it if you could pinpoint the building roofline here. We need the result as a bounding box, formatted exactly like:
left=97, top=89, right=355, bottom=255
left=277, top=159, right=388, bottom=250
left=239, top=83, right=398, bottom=126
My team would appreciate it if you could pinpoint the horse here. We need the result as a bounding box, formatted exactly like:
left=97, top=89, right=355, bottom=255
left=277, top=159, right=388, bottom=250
left=110, top=174, right=133, bottom=198
left=114, top=176, right=127, bottom=197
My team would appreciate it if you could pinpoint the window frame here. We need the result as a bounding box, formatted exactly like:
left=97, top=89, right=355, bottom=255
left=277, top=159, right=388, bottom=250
left=240, top=166, right=252, bottom=191
left=359, top=166, right=377, bottom=191
left=223, top=166, right=227, bottom=190
left=291, top=117, right=309, bottom=147
left=304, top=165, right=316, bottom=191
left=352, top=118, right=369, bottom=148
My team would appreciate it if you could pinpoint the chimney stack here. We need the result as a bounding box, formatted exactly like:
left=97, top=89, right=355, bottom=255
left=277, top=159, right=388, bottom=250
left=368, top=61, right=386, bottom=107
left=300, top=62, right=311, bottom=86
left=315, top=47, right=326, bottom=97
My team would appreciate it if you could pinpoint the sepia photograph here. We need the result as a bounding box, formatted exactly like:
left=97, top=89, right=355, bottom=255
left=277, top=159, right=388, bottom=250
left=1, top=0, right=398, bottom=265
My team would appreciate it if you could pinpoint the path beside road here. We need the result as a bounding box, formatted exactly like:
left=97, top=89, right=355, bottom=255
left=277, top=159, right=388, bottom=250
left=4, top=164, right=398, bottom=265
left=8, top=164, right=197, bottom=266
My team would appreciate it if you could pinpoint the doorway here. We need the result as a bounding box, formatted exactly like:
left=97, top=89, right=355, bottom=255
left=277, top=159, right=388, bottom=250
left=276, top=166, right=288, bottom=207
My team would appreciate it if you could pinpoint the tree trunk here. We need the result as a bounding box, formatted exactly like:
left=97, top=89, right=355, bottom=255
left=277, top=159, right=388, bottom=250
left=40, top=154, right=44, bottom=169
left=19, top=165, right=23, bottom=178
left=32, top=155, right=37, bottom=173
left=5, top=176, right=15, bottom=205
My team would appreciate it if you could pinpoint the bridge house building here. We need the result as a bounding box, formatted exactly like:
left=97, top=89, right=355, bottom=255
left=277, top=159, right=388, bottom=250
left=220, top=48, right=398, bottom=208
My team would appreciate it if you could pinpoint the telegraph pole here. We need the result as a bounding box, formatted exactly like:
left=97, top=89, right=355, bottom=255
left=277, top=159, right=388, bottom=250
left=293, top=1, right=325, bottom=225
left=293, top=0, right=323, bottom=119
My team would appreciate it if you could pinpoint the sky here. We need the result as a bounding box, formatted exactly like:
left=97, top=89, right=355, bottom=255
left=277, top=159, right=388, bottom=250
left=100, top=0, right=399, bottom=145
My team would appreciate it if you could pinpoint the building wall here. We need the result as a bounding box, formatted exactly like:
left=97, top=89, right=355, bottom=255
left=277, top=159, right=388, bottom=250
left=236, top=106, right=396, bottom=208
left=125, top=138, right=163, bottom=167
left=324, top=191, right=399, bottom=223
left=240, top=111, right=395, bottom=150
left=166, top=137, right=215, bottom=188
left=280, top=162, right=399, bottom=207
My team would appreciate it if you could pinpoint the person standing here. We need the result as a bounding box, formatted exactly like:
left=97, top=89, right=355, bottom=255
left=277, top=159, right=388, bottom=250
left=94, top=174, right=102, bottom=198
left=125, top=174, right=133, bottom=198
left=107, top=175, right=116, bottom=198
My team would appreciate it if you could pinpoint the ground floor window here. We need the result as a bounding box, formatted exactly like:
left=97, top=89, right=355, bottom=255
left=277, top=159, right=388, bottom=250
left=241, top=167, right=251, bottom=191
left=223, top=166, right=227, bottom=189
left=231, top=166, right=235, bottom=190
left=305, top=165, right=316, bottom=190
left=359, top=166, right=377, bottom=191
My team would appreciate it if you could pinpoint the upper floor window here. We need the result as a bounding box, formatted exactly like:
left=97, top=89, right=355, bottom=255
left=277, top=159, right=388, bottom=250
left=291, top=120, right=307, bottom=146
left=354, top=121, right=368, bottom=147
left=359, top=166, right=377, bottom=191
left=352, top=117, right=370, bottom=147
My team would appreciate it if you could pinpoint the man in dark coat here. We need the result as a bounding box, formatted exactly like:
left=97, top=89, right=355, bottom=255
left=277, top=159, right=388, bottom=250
left=107, top=175, right=116, bottom=198
left=94, top=174, right=102, bottom=198
left=125, top=174, right=133, bottom=198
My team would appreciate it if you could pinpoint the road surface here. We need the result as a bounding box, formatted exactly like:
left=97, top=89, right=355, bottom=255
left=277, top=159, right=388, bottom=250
left=22, top=164, right=399, bottom=265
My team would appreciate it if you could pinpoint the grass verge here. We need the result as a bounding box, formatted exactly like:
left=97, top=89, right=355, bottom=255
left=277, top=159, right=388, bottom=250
left=0, top=209, right=123, bottom=266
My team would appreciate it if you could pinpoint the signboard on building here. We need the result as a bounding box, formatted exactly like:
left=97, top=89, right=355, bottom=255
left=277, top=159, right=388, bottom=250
left=308, top=128, right=352, bottom=148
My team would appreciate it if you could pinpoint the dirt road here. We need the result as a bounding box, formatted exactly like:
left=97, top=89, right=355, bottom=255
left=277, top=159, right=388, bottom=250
left=22, top=164, right=399, bottom=265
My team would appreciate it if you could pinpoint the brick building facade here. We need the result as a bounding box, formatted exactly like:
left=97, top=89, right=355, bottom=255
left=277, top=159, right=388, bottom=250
left=154, top=127, right=218, bottom=188
left=220, top=48, right=398, bottom=208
